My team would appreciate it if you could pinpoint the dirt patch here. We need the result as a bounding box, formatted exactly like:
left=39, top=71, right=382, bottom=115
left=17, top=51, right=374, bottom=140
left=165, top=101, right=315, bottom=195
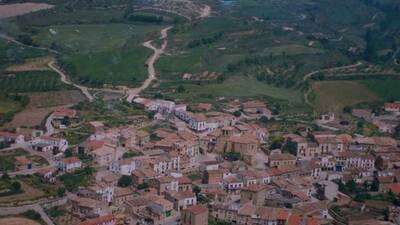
left=0, top=217, right=40, bottom=225
left=6, top=56, right=53, bottom=72
left=0, top=182, right=44, bottom=204
left=4, top=90, right=85, bottom=128
left=0, top=3, right=53, bottom=19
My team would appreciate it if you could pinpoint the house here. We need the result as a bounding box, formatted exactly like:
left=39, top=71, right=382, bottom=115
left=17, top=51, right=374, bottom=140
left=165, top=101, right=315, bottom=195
left=385, top=102, right=400, bottom=113
left=70, top=195, right=110, bottom=218
left=76, top=215, right=116, bottom=225
left=15, top=156, right=32, bottom=170
left=240, top=184, right=275, bottom=206
left=156, top=176, right=179, bottom=194
left=58, top=156, right=82, bottom=172
left=52, top=107, right=77, bottom=129
left=31, top=136, right=68, bottom=152
left=203, top=170, right=222, bottom=185
left=226, top=134, right=259, bottom=154
left=114, top=187, right=134, bottom=205
left=178, top=176, right=193, bottom=191
left=241, top=100, right=271, bottom=118
left=88, top=121, right=105, bottom=133
left=269, top=153, right=297, bottom=169
left=182, top=205, right=208, bottom=225
left=196, top=103, right=213, bottom=112
left=37, top=167, right=57, bottom=183
left=189, top=114, right=208, bottom=132
left=0, top=131, right=24, bottom=144
left=89, top=144, right=117, bottom=167
left=149, top=198, right=175, bottom=220
left=223, top=175, right=243, bottom=192
left=135, top=130, right=150, bottom=147
left=165, top=190, right=197, bottom=211
left=149, top=154, right=180, bottom=175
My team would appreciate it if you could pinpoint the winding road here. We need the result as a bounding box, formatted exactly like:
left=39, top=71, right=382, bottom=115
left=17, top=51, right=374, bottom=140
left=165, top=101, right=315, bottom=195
left=48, top=61, right=94, bottom=102
left=127, top=26, right=172, bottom=102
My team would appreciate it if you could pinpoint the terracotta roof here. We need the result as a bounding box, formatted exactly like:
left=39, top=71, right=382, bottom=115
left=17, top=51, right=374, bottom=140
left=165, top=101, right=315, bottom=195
left=228, top=135, right=258, bottom=144
left=385, top=102, right=400, bottom=109
left=15, top=156, right=31, bottom=165
left=86, top=140, right=105, bottom=151
left=389, top=183, right=400, bottom=195
left=269, top=153, right=296, bottom=161
left=178, top=176, right=192, bottom=185
left=185, top=204, right=208, bottom=215
left=53, top=107, right=76, bottom=118
left=62, top=156, right=81, bottom=164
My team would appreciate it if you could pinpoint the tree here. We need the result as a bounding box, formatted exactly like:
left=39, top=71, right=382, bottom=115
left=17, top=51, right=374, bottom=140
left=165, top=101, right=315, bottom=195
left=137, top=182, right=149, bottom=190
left=223, top=151, right=241, bottom=161
left=57, top=187, right=66, bottom=197
left=394, top=124, right=400, bottom=139
left=23, top=210, right=41, bottom=221
left=343, top=106, right=352, bottom=114
left=177, top=85, right=185, bottom=93
left=11, top=181, right=21, bottom=192
left=1, top=173, right=10, bottom=180
left=283, top=139, right=297, bottom=156
left=270, top=136, right=284, bottom=150
left=233, top=111, right=241, bottom=117
left=193, top=185, right=201, bottom=197
left=118, top=175, right=133, bottom=187
left=259, top=116, right=269, bottom=124
left=64, top=149, right=73, bottom=158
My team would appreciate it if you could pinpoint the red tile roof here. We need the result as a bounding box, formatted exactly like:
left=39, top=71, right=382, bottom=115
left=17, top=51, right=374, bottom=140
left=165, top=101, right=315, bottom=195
left=185, top=204, right=208, bottom=215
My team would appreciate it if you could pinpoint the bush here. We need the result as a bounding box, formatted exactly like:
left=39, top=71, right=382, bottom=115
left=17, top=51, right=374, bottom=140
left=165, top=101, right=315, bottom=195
left=118, top=175, right=133, bottom=187
left=223, top=152, right=241, bottom=161
left=23, top=210, right=41, bottom=221
left=11, top=181, right=21, bottom=192
left=137, top=182, right=149, bottom=190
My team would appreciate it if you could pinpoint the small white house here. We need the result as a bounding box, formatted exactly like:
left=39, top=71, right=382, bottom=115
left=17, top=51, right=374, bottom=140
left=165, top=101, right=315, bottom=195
left=58, top=156, right=82, bottom=172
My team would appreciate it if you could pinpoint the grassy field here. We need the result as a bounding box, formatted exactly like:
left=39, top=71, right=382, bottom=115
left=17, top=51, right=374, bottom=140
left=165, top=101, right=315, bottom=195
left=61, top=45, right=151, bottom=87
left=0, top=71, right=72, bottom=92
left=311, top=81, right=379, bottom=113
left=158, top=76, right=303, bottom=103
left=0, top=39, right=48, bottom=70
left=361, top=79, right=400, bottom=101
left=0, top=95, right=23, bottom=115
left=33, top=23, right=163, bottom=53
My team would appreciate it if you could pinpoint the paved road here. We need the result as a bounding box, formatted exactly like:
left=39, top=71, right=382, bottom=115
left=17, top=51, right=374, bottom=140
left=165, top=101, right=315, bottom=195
left=48, top=61, right=94, bottom=102
left=127, top=26, right=172, bottom=102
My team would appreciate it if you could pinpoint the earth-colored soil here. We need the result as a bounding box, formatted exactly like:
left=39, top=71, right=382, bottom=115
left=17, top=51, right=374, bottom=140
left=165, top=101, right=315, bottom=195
left=0, top=3, right=53, bottom=19
left=0, top=182, right=44, bottom=204
left=4, top=90, right=85, bottom=128
left=312, top=81, right=379, bottom=113
left=0, top=217, right=40, bottom=225
left=6, top=56, right=53, bottom=72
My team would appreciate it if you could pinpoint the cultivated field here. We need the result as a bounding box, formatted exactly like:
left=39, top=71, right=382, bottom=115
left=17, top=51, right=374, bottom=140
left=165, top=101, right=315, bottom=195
left=6, top=56, right=53, bottom=72
left=312, top=81, right=379, bottom=113
left=0, top=217, right=40, bottom=225
left=4, top=90, right=85, bottom=128
left=0, top=3, right=53, bottom=19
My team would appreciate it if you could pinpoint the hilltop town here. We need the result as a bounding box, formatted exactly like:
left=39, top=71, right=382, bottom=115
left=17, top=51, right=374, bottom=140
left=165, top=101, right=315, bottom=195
left=1, top=0, right=400, bottom=225
left=1, top=94, right=400, bottom=225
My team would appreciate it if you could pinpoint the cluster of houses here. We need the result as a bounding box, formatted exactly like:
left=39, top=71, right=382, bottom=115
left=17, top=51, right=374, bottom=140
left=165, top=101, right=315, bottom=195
left=2, top=98, right=400, bottom=225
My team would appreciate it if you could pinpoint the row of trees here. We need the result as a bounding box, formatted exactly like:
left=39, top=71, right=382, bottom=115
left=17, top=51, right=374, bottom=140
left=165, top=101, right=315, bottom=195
left=187, top=32, right=224, bottom=48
